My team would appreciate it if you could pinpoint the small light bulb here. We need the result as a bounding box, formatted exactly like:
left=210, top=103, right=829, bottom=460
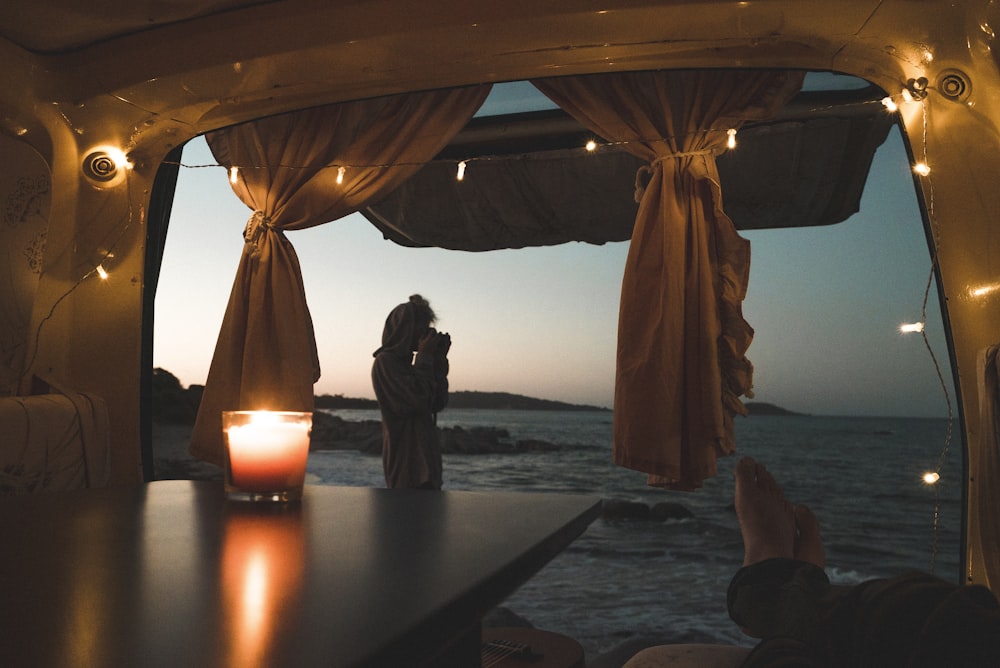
left=96, top=265, right=109, bottom=280
left=900, top=322, right=925, bottom=333
left=901, top=88, right=915, bottom=103
left=105, top=147, right=133, bottom=171
left=922, top=471, right=940, bottom=485
left=337, top=166, right=346, bottom=184
left=882, top=97, right=898, bottom=112
left=913, top=162, right=931, bottom=176
left=229, top=166, right=239, bottom=184
left=456, top=161, right=467, bottom=181
left=726, top=128, right=737, bottom=149
left=585, top=140, right=597, bottom=152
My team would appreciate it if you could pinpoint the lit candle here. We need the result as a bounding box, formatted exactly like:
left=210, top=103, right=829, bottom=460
left=223, top=411, right=312, bottom=500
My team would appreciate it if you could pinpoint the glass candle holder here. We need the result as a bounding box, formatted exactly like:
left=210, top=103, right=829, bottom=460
left=222, top=411, right=312, bottom=502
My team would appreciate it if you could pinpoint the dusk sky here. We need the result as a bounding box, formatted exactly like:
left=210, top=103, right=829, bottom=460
left=153, top=90, right=951, bottom=419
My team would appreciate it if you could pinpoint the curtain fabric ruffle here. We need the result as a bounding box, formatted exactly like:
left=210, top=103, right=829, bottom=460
left=190, top=86, right=491, bottom=465
left=533, top=70, right=803, bottom=489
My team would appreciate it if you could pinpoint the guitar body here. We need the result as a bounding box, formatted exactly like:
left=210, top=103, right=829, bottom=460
left=481, top=627, right=585, bottom=668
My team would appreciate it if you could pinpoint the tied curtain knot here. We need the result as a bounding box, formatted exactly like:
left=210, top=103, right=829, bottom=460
left=243, top=210, right=272, bottom=254
left=633, top=148, right=719, bottom=203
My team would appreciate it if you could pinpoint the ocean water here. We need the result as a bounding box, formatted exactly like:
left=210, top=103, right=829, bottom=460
left=307, top=409, right=962, bottom=659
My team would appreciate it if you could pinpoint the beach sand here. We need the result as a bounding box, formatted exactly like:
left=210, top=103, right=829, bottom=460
left=151, top=422, right=222, bottom=480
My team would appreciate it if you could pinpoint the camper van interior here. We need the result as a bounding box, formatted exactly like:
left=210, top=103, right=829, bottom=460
left=2, top=1, right=1000, bottom=666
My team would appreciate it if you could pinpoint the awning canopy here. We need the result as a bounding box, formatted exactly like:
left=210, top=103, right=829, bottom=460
left=363, top=86, right=894, bottom=251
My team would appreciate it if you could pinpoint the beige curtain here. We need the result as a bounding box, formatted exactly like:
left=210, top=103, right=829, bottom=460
left=190, top=86, right=491, bottom=465
left=533, top=70, right=803, bottom=490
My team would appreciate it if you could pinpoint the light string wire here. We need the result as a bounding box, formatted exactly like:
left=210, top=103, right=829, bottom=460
left=911, top=96, right=954, bottom=574
left=160, top=124, right=779, bottom=174
left=18, top=172, right=138, bottom=386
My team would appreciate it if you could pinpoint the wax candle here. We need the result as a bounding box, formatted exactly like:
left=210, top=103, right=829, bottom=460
left=223, top=411, right=311, bottom=499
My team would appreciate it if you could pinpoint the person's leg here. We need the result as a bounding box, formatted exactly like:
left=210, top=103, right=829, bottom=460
left=729, top=457, right=1000, bottom=667
left=729, top=458, right=835, bottom=642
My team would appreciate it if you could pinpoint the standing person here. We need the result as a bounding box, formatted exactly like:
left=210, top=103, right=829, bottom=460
left=371, top=294, right=450, bottom=489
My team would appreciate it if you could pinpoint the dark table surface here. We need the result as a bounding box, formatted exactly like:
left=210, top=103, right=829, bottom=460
left=0, top=481, right=601, bottom=667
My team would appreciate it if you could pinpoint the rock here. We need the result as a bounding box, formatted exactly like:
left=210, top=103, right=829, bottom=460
left=308, top=413, right=561, bottom=456
left=151, top=368, right=200, bottom=424
left=650, top=502, right=694, bottom=521
left=309, top=411, right=383, bottom=454
left=602, top=499, right=651, bottom=520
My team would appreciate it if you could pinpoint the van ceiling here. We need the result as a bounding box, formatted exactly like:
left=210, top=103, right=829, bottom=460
left=0, top=0, right=275, bottom=53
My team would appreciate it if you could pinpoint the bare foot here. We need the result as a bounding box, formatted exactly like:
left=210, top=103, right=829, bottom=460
left=734, top=457, right=796, bottom=566
left=793, top=505, right=825, bottom=569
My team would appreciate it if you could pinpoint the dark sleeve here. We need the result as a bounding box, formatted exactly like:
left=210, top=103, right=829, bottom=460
left=431, top=353, right=449, bottom=413
left=372, top=353, right=439, bottom=417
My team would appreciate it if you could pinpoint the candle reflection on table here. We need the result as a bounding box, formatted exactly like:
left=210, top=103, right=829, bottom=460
left=221, top=506, right=306, bottom=665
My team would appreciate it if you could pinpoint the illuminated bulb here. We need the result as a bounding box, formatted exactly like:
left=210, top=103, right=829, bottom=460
left=456, top=161, right=467, bottom=181
left=337, top=166, right=346, bottom=184
left=106, top=147, right=133, bottom=171
left=901, top=88, right=915, bottom=103
left=922, top=471, right=940, bottom=485
left=727, top=128, right=737, bottom=149
left=229, top=166, right=239, bottom=184
left=900, top=322, right=925, bottom=333
left=96, top=265, right=109, bottom=280
left=882, top=97, right=898, bottom=112
left=585, top=140, right=597, bottom=152
left=913, top=162, right=931, bottom=176
left=971, top=284, right=1000, bottom=298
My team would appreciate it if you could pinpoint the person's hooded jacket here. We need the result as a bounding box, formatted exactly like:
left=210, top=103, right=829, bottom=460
left=371, top=301, right=449, bottom=488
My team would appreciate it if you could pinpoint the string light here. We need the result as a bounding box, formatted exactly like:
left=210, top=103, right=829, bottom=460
left=726, top=128, right=737, bottom=149
left=922, top=471, right=941, bottom=485
left=106, top=147, right=133, bottom=171
left=95, top=265, right=109, bottom=280
left=336, top=166, right=346, bottom=184
left=882, top=96, right=899, bottom=112
left=229, top=166, right=239, bottom=184
left=456, top=160, right=467, bottom=181
left=913, top=162, right=931, bottom=176
left=585, top=140, right=597, bottom=152
left=970, top=283, right=1000, bottom=298
left=900, top=322, right=924, bottom=333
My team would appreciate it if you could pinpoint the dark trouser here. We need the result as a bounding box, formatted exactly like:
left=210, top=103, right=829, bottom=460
left=727, top=558, right=1000, bottom=667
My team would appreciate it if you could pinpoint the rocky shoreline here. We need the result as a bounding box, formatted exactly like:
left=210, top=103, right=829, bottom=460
left=309, top=411, right=565, bottom=455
